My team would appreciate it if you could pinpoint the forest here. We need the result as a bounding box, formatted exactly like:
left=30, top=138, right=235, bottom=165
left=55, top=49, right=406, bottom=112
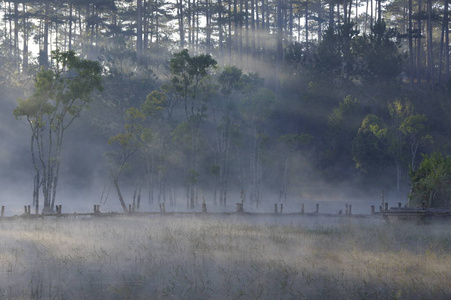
left=1, top=0, right=451, bottom=213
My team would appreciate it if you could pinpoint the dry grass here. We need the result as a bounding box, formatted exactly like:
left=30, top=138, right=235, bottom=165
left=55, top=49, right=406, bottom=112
left=0, top=214, right=450, bottom=299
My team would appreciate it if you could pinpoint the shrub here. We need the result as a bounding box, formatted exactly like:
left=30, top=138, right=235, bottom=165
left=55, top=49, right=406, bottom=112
left=409, top=152, right=451, bottom=208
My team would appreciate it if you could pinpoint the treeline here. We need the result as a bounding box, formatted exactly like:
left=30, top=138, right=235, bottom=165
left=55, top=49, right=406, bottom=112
left=2, top=0, right=451, bottom=210
left=2, top=0, right=451, bottom=85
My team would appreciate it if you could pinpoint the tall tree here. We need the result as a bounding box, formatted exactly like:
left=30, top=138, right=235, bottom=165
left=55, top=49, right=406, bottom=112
left=13, top=50, right=102, bottom=213
left=166, top=49, right=217, bottom=208
left=107, top=107, right=148, bottom=212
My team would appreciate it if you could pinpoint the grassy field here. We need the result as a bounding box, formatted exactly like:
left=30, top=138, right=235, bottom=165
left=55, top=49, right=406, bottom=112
left=0, top=214, right=450, bottom=299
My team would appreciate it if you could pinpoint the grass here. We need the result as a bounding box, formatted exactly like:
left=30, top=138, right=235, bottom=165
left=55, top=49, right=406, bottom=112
left=0, top=214, right=450, bottom=299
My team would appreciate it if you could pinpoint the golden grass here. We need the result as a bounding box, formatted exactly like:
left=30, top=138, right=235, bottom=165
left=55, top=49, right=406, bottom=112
left=0, top=215, right=449, bottom=299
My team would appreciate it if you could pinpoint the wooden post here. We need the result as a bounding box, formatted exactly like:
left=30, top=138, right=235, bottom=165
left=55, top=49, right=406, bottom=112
left=301, top=203, right=304, bottom=214
left=349, top=204, right=352, bottom=215
left=371, top=205, right=375, bottom=214
left=280, top=204, right=283, bottom=214
left=316, top=203, right=319, bottom=213
left=274, top=204, right=278, bottom=214
left=398, top=202, right=401, bottom=208
left=1, top=206, right=4, bottom=217
left=28, top=205, right=31, bottom=215
left=345, top=203, right=349, bottom=215
left=202, top=202, right=207, bottom=213
left=24, top=206, right=28, bottom=215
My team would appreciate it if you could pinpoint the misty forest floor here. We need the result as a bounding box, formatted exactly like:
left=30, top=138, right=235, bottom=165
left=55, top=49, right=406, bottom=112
left=0, top=214, right=450, bottom=299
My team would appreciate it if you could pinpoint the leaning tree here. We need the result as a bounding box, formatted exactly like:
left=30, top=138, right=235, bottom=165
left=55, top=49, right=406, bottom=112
left=14, top=50, right=102, bottom=213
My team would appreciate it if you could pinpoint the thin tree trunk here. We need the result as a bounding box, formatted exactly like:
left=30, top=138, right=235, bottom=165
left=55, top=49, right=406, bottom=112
left=416, top=0, right=422, bottom=84
left=426, top=0, right=433, bottom=83
left=219, top=0, right=223, bottom=55
left=409, top=0, right=414, bottom=84
left=22, top=3, right=29, bottom=73
left=137, top=0, right=143, bottom=59
left=446, top=0, right=450, bottom=83
left=14, top=3, right=18, bottom=60
left=178, top=0, right=185, bottom=48
left=305, top=0, right=309, bottom=54
left=114, top=178, right=129, bottom=212
left=42, top=2, right=49, bottom=67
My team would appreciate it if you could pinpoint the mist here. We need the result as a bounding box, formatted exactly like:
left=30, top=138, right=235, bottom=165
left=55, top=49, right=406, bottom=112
left=0, top=1, right=450, bottom=299
left=1, top=215, right=450, bottom=299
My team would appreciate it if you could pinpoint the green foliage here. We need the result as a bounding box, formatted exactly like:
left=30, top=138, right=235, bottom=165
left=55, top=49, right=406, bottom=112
left=328, top=96, right=360, bottom=129
left=352, top=21, right=404, bottom=83
left=240, top=87, right=275, bottom=122
left=108, top=107, right=146, bottom=152
left=353, top=114, right=391, bottom=173
left=13, top=50, right=103, bottom=211
left=167, top=49, right=218, bottom=120
left=409, top=152, right=451, bottom=208
left=353, top=100, right=432, bottom=189
left=14, top=50, right=102, bottom=123
left=324, top=96, right=366, bottom=176
left=142, top=90, right=166, bottom=117
left=218, top=66, right=243, bottom=96
left=314, top=21, right=403, bottom=84
left=169, top=49, right=217, bottom=99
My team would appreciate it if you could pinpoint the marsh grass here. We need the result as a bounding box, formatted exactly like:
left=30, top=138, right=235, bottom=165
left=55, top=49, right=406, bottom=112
left=0, top=215, right=450, bottom=299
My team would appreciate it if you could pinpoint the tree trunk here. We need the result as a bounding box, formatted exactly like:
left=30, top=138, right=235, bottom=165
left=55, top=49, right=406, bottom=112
left=416, top=0, right=422, bottom=84
left=69, top=3, right=73, bottom=50
left=219, top=0, right=223, bottom=56
left=409, top=0, right=414, bottom=84
left=22, top=3, right=29, bottom=73
left=446, top=0, right=450, bottom=83
left=206, top=0, right=211, bottom=53
left=113, top=178, right=129, bottom=212
left=14, top=3, right=19, bottom=60
left=137, top=0, right=143, bottom=59
left=426, top=0, right=433, bottom=83
left=178, top=0, right=185, bottom=48
left=42, top=2, right=49, bottom=68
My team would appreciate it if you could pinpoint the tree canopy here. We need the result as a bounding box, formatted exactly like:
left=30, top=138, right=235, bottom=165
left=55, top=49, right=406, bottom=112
left=3, top=0, right=451, bottom=209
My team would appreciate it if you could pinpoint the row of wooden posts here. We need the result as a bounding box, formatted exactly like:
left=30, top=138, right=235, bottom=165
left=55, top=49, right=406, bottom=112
left=0, top=201, right=404, bottom=218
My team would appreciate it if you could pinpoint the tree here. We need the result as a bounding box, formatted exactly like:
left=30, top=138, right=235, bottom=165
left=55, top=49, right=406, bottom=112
left=353, top=100, right=431, bottom=192
left=13, top=50, right=102, bottom=213
left=409, top=152, right=451, bottom=208
left=168, top=49, right=217, bottom=120
left=352, top=20, right=404, bottom=84
left=166, top=49, right=217, bottom=208
left=278, top=133, right=311, bottom=202
left=213, top=66, right=244, bottom=205
left=239, top=83, right=274, bottom=206
left=324, top=95, right=365, bottom=181
left=352, top=113, right=392, bottom=187
left=106, top=107, right=149, bottom=212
